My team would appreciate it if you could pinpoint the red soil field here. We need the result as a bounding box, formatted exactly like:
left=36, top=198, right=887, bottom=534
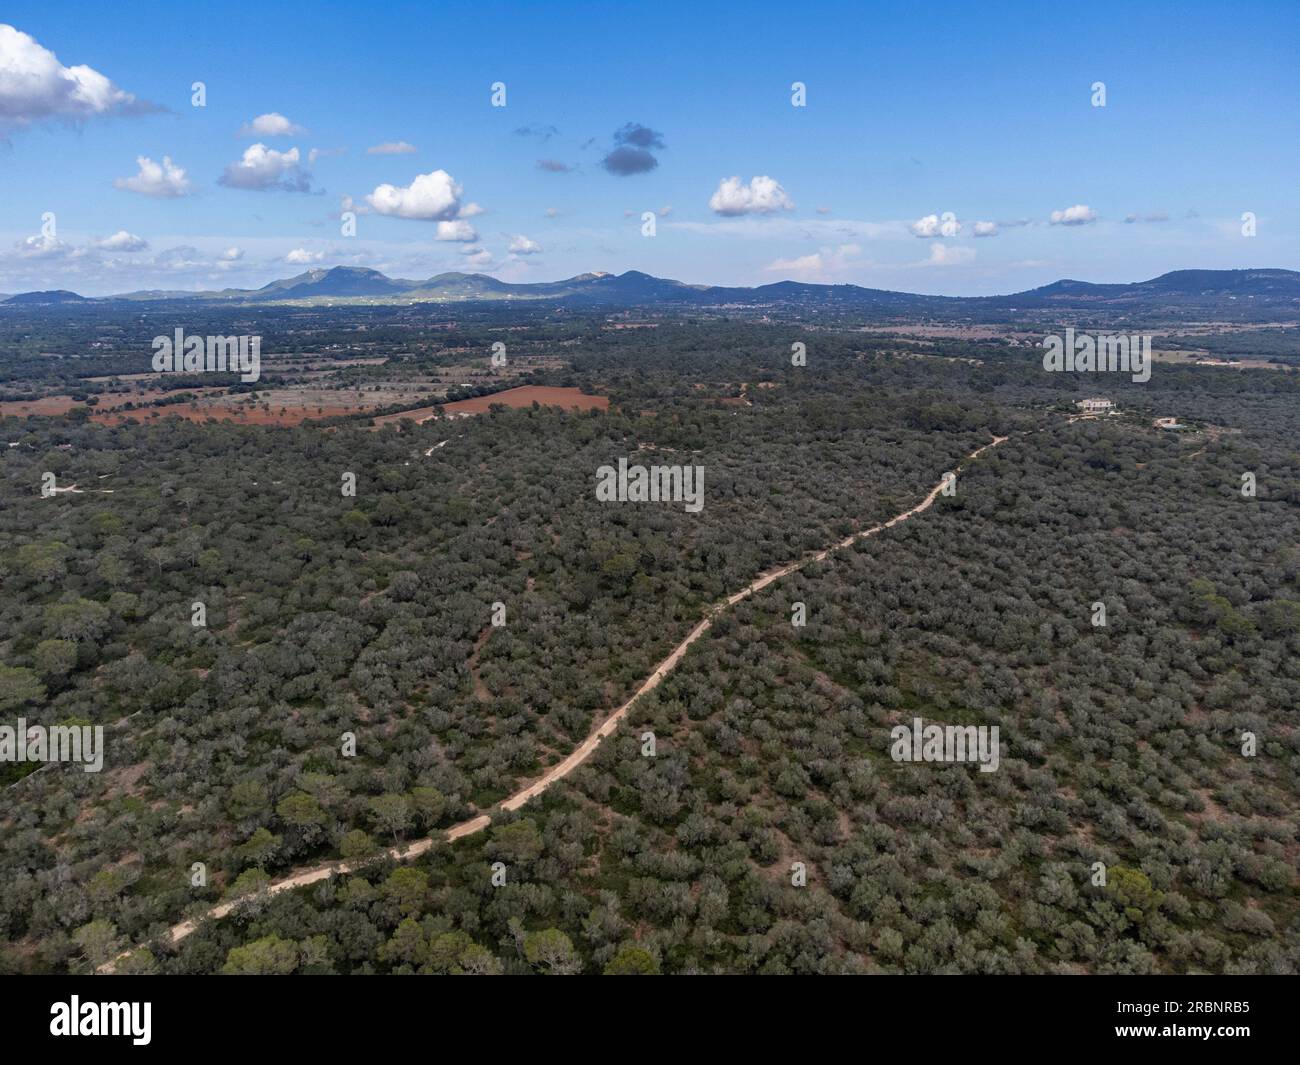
left=0, top=388, right=228, bottom=421
left=440, top=385, right=608, bottom=415
left=3, top=384, right=607, bottom=429
left=0, top=396, right=83, bottom=418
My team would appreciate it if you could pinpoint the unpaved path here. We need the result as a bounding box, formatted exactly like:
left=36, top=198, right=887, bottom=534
left=104, top=434, right=1008, bottom=970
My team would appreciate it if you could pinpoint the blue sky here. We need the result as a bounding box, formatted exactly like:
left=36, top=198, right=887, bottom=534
left=2, top=0, right=1297, bottom=296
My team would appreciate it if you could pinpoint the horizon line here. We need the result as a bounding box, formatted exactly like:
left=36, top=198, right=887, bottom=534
left=5, top=264, right=1297, bottom=304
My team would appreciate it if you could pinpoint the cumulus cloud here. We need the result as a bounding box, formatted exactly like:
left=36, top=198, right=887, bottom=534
left=1049, top=204, right=1097, bottom=226
left=1124, top=211, right=1169, bottom=224
left=218, top=144, right=311, bottom=192
left=508, top=234, right=541, bottom=256
left=364, top=169, right=480, bottom=240
left=922, top=242, right=975, bottom=266
left=709, top=175, right=795, bottom=217
left=367, top=140, right=416, bottom=155
left=910, top=212, right=962, bottom=238
left=239, top=112, right=304, bottom=137
left=94, top=230, right=147, bottom=252
left=9, top=230, right=160, bottom=270
left=971, top=221, right=999, bottom=238
left=601, top=123, right=665, bottom=176
left=285, top=247, right=323, bottom=264
left=366, top=169, right=463, bottom=219
left=13, top=232, right=70, bottom=259
left=435, top=219, right=479, bottom=242
left=0, top=237, right=333, bottom=293
left=114, top=155, right=192, bottom=197
left=0, top=23, right=152, bottom=132
left=3, top=231, right=249, bottom=281
left=537, top=158, right=574, bottom=173
left=602, top=146, right=657, bottom=176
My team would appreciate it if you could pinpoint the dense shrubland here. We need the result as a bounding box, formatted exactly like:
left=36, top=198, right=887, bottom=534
left=1, top=308, right=1296, bottom=973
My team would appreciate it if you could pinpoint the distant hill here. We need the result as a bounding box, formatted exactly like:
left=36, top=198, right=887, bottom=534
left=3, top=267, right=1298, bottom=318
left=999, top=269, right=1300, bottom=308
left=3, top=289, right=90, bottom=305
left=255, top=266, right=416, bottom=299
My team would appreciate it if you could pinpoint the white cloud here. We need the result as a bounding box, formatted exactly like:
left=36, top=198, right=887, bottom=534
left=2, top=233, right=267, bottom=288
left=708, top=175, right=795, bottom=216
left=0, top=23, right=147, bottom=131
left=670, top=217, right=901, bottom=241
left=366, top=169, right=464, bottom=220
left=922, top=242, right=975, bottom=266
left=910, top=213, right=962, bottom=238
left=508, top=234, right=542, bottom=255
left=436, top=219, right=479, bottom=242
left=459, top=246, right=494, bottom=269
left=13, top=232, right=70, bottom=259
left=114, top=155, right=192, bottom=197
left=367, top=141, right=416, bottom=155
left=240, top=112, right=304, bottom=137
left=285, top=247, right=323, bottom=264
left=1049, top=204, right=1097, bottom=226
left=767, top=251, right=824, bottom=276
left=218, top=143, right=310, bottom=192
left=153, top=245, right=205, bottom=270
left=910, top=214, right=940, bottom=237
left=94, top=230, right=147, bottom=252
left=972, top=221, right=999, bottom=238
left=765, top=243, right=864, bottom=280
left=308, top=146, right=346, bottom=166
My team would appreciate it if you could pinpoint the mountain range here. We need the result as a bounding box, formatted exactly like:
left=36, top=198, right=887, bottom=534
left=4, top=267, right=1300, bottom=318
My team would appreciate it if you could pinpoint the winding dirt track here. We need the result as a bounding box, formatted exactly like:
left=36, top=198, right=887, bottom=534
left=104, top=434, right=1008, bottom=970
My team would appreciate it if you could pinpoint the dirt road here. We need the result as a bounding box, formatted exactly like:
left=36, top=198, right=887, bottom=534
left=103, top=433, right=1008, bottom=970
